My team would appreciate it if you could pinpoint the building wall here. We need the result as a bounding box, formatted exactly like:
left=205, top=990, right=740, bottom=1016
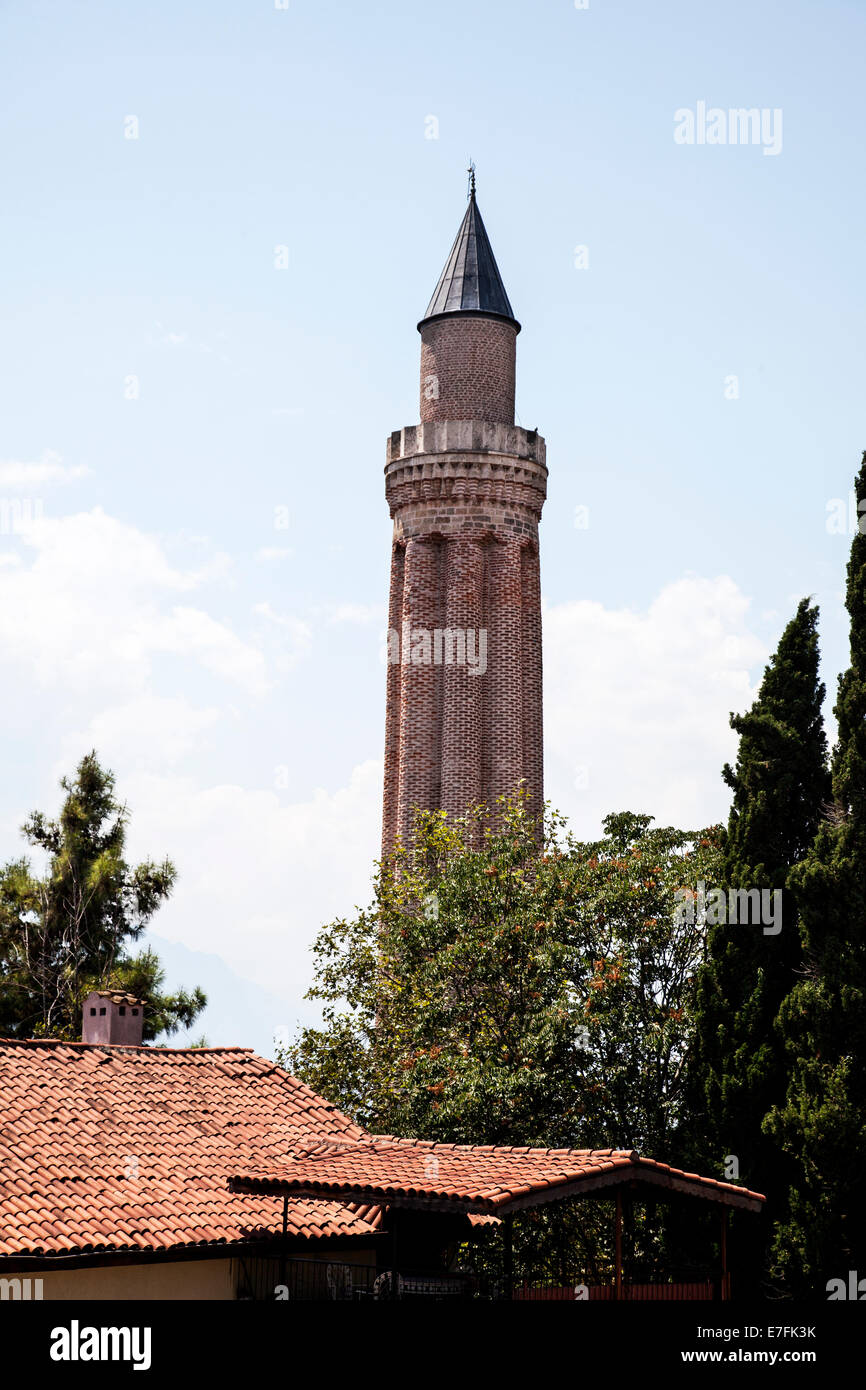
left=35, top=1258, right=238, bottom=1301
left=28, top=1248, right=381, bottom=1301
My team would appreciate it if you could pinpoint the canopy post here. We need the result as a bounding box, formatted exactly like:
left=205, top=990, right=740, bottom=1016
left=279, top=1192, right=288, bottom=1290
left=390, top=1205, right=399, bottom=1300
left=720, top=1207, right=729, bottom=1301
left=615, top=1191, right=623, bottom=1301
left=504, top=1212, right=514, bottom=1301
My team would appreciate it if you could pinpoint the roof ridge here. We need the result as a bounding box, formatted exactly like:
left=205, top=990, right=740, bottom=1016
left=0, top=1038, right=257, bottom=1054
left=290, top=1139, right=373, bottom=1159
left=369, top=1135, right=638, bottom=1159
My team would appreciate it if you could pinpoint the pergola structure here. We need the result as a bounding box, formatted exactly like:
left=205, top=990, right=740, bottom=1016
left=230, top=1136, right=765, bottom=1300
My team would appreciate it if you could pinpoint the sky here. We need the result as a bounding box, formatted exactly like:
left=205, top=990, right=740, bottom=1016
left=1, top=0, right=864, bottom=1057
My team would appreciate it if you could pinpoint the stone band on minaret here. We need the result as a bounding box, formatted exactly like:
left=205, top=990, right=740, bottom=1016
left=381, top=184, right=547, bottom=858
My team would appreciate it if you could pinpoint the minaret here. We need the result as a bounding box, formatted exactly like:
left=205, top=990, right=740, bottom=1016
left=381, top=172, right=547, bottom=858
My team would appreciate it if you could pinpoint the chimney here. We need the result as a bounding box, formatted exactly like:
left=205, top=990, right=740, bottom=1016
left=82, top=990, right=145, bottom=1046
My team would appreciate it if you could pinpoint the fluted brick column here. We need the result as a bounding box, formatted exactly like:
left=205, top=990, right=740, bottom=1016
left=381, top=541, right=405, bottom=859
left=487, top=538, right=524, bottom=807
left=440, top=536, right=484, bottom=831
left=380, top=424, right=547, bottom=859
left=520, top=538, right=544, bottom=821
left=395, top=535, right=442, bottom=849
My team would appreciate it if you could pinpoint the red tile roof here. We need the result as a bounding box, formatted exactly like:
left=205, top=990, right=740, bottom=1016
left=230, top=1136, right=765, bottom=1215
left=0, top=1040, right=764, bottom=1261
left=0, top=1040, right=382, bottom=1258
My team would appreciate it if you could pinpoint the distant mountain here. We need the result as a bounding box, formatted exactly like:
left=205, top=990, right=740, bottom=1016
left=144, top=934, right=313, bottom=1061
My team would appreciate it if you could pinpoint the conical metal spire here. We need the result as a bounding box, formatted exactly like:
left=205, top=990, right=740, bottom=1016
left=419, top=175, right=520, bottom=333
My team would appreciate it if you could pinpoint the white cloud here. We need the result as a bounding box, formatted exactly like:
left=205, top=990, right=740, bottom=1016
left=0, top=450, right=91, bottom=489
left=150, top=323, right=231, bottom=362
left=61, top=696, right=222, bottom=773
left=251, top=602, right=312, bottom=672
left=544, top=574, right=766, bottom=837
left=325, top=602, right=385, bottom=626
left=256, top=546, right=293, bottom=562
left=140, top=607, right=271, bottom=695
left=0, top=508, right=269, bottom=695
left=124, top=760, right=382, bottom=1001
left=0, top=493, right=382, bottom=1020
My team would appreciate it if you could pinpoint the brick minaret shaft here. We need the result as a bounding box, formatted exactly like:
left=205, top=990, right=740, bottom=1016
left=381, top=179, right=547, bottom=858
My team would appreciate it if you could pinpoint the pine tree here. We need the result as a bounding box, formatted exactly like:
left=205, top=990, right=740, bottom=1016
left=766, top=454, right=866, bottom=1294
left=0, top=751, right=206, bottom=1041
left=686, top=598, right=829, bottom=1291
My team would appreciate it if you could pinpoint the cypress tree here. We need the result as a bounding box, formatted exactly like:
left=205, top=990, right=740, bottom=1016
left=686, top=597, right=829, bottom=1291
left=766, top=453, right=866, bottom=1295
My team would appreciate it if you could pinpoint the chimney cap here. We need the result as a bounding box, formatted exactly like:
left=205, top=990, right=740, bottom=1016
left=82, top=990, right=147, bottom=1045
left=85, top=989, right=146, bottom=1008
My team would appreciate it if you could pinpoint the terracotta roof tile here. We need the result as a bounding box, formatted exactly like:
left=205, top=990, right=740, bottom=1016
left=1, top=1039, right=765, bottom=1259
left=231, top=1135, right=765, bottom=1215
left=0, top=1039, right=380, bottom=1257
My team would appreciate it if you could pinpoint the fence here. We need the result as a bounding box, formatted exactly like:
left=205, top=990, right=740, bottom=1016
left=236, top=1255, right=472, bottom=1301
left=513, top=1271, right=718, bottom=1301
left=236, top=1254, right=722, bottom=1301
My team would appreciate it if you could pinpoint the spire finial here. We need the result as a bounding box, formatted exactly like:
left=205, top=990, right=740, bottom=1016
left=419, top=169, right=519, bottom=332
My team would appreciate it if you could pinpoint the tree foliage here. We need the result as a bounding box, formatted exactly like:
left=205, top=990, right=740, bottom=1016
left=685, top=598, right=829, bottom=1290
left=765, top=455, right=866, bottom=1292
left=283, top=796, right=722, bottom=1163
left=0, top=752, right=206, bottom=1041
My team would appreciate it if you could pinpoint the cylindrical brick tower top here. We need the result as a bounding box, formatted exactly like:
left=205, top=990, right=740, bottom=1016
left=417, top=176, right=520, bottom=426
left=419, top=317, right=517, bottom=424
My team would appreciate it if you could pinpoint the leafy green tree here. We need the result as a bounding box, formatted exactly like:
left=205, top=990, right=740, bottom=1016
left=765, top=456, right=866, bottom=1294
left=283, top=797, right=722, bottom=1278
left=0, top=752, right=206, bottom=1041
left=685, top=599, right=829, bottom=1290
left=283, top=795, right=722, bottom=1159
